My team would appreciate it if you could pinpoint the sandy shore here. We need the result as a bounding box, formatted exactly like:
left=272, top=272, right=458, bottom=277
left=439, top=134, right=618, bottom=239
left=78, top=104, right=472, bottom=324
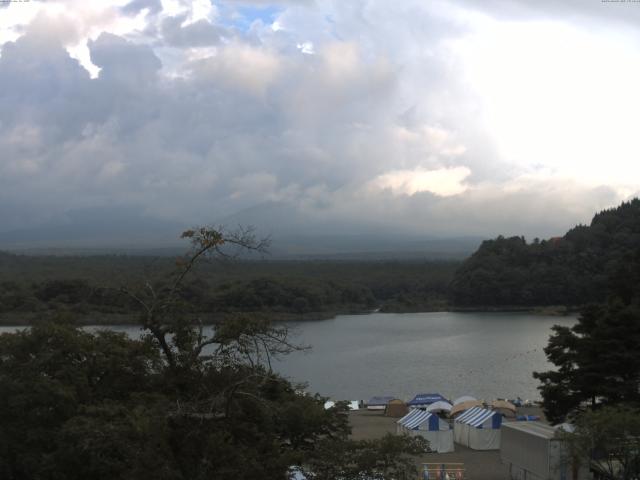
left=349, top=407, right=546, bottom=480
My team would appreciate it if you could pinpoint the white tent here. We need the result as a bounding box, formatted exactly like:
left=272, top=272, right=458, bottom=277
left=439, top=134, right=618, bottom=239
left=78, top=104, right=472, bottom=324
left=454, top=407, right=501, bottom=450
left=426, top=400, right=453, bottom=414
left=452, top=395, right=477, bottom=405
left=396, top=409, right=454, bottom=453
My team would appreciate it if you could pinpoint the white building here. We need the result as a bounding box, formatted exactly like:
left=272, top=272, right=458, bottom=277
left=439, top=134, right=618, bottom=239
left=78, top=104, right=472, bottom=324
left=500, top=422, right=590, bottom=480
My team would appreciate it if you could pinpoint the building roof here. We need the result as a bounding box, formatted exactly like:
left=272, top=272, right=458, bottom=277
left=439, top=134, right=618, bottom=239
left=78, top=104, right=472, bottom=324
left=502, top=421, right=558, bottom=440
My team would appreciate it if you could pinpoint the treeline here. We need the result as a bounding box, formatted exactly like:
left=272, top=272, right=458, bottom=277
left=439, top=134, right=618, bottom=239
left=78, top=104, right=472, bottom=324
left=0, top=227, right=428, bottom=480
left=451, top=198, right=640, bottom=307
left=0, top=254, right=457, bottom=324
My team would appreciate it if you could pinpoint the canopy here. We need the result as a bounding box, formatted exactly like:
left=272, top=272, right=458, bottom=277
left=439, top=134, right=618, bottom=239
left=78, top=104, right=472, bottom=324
left=426, top=400, right=453, bottom=413
left=454, top=407, right=501, bottom=450
left=452, top=395, right=477, bottom=405
left=449, top=400, right=482, bottom=417
left=323, top=401, right=335, bottom=410
left=450, top=400, right=483, bottom=417
left=396, top=409, right=454, bottom=453
left=455, top=407, right=501, bottom=429
left=491, top=400, right=516, bottom=412
left=491, top=399, right=517, bottom=418
left=407, top=393, right=447, bottom=407
left=385, top=399, right=408, bottom=418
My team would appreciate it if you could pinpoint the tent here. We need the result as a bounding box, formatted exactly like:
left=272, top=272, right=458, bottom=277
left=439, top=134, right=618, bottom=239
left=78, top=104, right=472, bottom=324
left=348, top=400, right=361, bottom=411
left=396, top=409, right=454, bottom=453
left=407, top=393, right=447, bottom=408
left=366, top=396, right=395, bottom=410
left=426, top=400, right=453, bottom=414
left=450, top=400, right=483, bottom=417
left=385, top=399, right=409, bottom=418
left=454, top=407, right=501, bottom=450
left=491, top=399, right=517, bottom=418
left=452, top=395, right=477, bottom=405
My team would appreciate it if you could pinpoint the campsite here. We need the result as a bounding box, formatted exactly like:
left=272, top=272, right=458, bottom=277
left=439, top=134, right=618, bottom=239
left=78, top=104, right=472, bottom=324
left=341, top=394, right=580, bottom=480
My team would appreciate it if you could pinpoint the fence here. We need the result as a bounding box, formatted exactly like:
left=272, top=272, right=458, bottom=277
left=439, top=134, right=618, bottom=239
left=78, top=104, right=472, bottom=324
left=421, top=462, right=465, bottom=480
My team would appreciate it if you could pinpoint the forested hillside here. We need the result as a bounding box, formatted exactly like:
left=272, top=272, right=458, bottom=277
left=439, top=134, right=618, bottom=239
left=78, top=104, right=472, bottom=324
left=0, top=253, right=457, bottom=324
left=450, top=199, right=640, bottom=307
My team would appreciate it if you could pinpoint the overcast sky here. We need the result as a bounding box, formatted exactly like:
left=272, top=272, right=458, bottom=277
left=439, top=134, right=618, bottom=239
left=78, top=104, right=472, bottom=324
left=1, top=0, right=639, bottom=241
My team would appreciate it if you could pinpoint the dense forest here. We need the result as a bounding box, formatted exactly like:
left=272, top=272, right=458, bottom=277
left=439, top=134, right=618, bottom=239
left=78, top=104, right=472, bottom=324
left=0, top=252, right=457, bottom=325
left=0, top=228, right=428, bottom=480
left=450, top=199, right=640, bottom=308
left=3, top=199, right=640, bottom=324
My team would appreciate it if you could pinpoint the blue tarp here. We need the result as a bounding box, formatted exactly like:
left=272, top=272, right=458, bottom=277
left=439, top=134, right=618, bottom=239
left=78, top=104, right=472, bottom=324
left=407, top=393, right=447, bottom=406
left=516, top=415, right=540, bottom=422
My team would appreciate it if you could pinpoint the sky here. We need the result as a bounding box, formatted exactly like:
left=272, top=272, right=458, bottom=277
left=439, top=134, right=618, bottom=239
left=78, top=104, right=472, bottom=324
left=1, top=0, right=639, bottom=243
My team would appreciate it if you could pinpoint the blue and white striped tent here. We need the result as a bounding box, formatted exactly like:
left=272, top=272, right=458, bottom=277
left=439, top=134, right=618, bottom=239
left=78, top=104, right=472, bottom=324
left=396, top=409, right=454, bottom=453
left=454, top=407, right=501, bottom=450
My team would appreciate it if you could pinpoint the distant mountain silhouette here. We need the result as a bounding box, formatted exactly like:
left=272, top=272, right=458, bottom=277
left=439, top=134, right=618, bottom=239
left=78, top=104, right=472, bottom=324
left=0, top=203, right=483, bottom=259
left=0, top=207, right=187, bottom=252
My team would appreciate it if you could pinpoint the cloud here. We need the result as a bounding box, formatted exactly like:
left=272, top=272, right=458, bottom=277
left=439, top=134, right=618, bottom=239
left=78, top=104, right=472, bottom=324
left=371, top=166, right=471, bottom=197
left=0, top=0, right=638, bottom=241
left=457, top=0, right=640, bottom=26
left=160, top=15, right=224, bottom=47
left=189, top=42, right=282, bottom=96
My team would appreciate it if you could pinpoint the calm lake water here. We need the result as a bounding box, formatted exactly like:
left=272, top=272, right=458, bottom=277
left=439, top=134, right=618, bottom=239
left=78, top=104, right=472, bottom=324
left=0, top=311, right=575, bottom=403
left=278, top=312, right=576, bottom=402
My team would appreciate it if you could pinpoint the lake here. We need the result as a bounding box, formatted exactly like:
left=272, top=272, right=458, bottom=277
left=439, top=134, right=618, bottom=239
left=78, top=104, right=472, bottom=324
left=0, top=311, right=576, bottom=403
left=277, top=311, right=575, bottom=402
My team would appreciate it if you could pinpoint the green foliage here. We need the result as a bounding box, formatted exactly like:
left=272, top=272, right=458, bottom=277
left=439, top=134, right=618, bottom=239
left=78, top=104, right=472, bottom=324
left=303, top=434, right=428, bottom=480
left=534, top=239, right=640, bottom=424
left=534, top=302, right=640, bottom=424
left=0, top=254, right=458, bottom=323
left=451, top=199, right=640, bottom=307
left=0, top=318, right=357, bottom=479
left=0, top=227, right=426, bottom=479
left=562, top=406, right=640, bottom=480
left=0, top=320, right=165, bottom=479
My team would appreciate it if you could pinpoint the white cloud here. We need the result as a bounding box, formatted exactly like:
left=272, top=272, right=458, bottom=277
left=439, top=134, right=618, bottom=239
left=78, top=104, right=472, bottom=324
left=0, top=0, right=638, bottom=238
left=189, top=43, right=282, bottom=96
left=372, top=166, right=471, bottom=197
left=296, top=41, right=314, bottom=54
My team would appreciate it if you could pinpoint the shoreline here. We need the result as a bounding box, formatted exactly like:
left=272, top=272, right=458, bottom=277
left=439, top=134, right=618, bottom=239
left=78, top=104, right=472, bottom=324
left=0, top=305, right=579, bottom=327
